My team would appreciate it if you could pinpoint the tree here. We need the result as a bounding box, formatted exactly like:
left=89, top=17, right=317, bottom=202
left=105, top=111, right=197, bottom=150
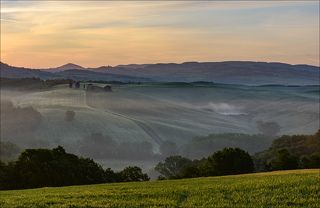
left=10, top=146, right=107, bottom=189
left=179, top=164, right=201, bottom=178
left=65, top=110, right=75, bottom=122
left=269, top=149, right=299, bottom=170
left=155, top=155, right=192, bottom=179
left=301, top=153, right=320, bottom=168
left=0, top=161, right=17, bottom=190
left=0, top=146, right=150, bottom=190
left=104, top=168, right=118, bottom=182
left=205, top=148, right=254, bottom=176
left=118, top=166, right=149, bottom=182
left=254, top=130, right=320, bottom=171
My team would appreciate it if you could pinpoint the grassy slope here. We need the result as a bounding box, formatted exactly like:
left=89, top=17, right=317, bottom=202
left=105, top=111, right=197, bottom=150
left=2, top=84, right=318, bottom=169
left=1, top=169, right=319, bottom=208
left=4, top=84, right=318, bottom=147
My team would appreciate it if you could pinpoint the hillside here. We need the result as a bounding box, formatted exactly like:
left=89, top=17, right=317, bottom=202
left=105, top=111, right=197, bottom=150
left=0, top=62, right=149, bottom=82
left=254, top=131, right=320, bottom=171
left=54, top=69, right=150, bottom=82
left=0, top=62, right=54, bottom=79
left=44, top=63, right=85, bottom=72
left=0, top=169, right=319, bottom=207
left=1, top=83, right=318, bottom=170
left=1, top=61, right=319, bottom=85
left=94, top=61, right=319, bottom=85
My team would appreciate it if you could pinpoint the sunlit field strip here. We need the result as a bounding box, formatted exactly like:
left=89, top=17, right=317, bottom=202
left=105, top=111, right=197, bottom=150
left=1, top=169, right=319, bottom=208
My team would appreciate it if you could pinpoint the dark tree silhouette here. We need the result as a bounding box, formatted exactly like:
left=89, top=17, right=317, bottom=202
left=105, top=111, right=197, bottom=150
left=0, top=146, right=150, bottom=190
left=205, top=148, right=254, bottom=176
left=269, top=149, right=299, bottom=170
left=155, top=155, right=192, bottom=179
left=118, top=166, right=150, bottom=182
left=301, top=153, right=320, bottom=168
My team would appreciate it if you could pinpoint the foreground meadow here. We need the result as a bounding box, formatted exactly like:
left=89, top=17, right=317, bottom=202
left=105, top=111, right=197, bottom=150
left=0, top=169, right=319, bottom=208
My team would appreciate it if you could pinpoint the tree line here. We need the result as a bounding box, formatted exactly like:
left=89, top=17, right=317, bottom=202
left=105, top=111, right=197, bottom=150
left=156, top=130, right=319, bottom=179
left=0, top=130, right=319, bottom=190
left=254, top=130, right=320, bottom=171
left=0, top=146, right=149, bottom=190
left=156, top=148, right=254, bottom=179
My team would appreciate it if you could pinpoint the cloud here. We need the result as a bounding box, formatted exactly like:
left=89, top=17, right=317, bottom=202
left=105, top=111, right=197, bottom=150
left=198, top=103, right=246, bottom=116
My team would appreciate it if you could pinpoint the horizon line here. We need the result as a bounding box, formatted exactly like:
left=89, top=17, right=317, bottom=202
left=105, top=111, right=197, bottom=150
left=1, top=60, right=319, bottom=69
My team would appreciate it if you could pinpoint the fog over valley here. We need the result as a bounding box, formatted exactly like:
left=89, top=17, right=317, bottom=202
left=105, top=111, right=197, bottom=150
left=1, top=1, right=319, bottom=206
left=1, top=80, right=318, bottom=173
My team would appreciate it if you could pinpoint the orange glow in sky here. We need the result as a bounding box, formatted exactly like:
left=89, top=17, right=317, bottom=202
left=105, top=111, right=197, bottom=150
left=1, top=1, right=319, bottom=68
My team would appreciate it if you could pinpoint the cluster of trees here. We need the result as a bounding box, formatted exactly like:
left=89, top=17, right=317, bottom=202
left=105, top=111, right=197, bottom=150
left=155, top=148, right=254, bottom=179
left=259, top=149, right=320, bottom=171
left=254, top=130, right=320, bottom=171
left=0, top=77, right=74, bottom=90
left=181, top=133, right=271, bottom=158
left=0, top=146, right=149, bottom=190
left=156, top=130, right=320, bottom=180
left=45, top=79, right=73, bottom=87
left=1, top=129, right=318, bottom=190
left=180, top=121, right=280, bottom=159
left=0, top=78, right=47, bottom=90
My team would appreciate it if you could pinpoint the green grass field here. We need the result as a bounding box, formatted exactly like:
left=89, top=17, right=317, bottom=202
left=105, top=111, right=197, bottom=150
left=0, top=169, right=319, bottom=208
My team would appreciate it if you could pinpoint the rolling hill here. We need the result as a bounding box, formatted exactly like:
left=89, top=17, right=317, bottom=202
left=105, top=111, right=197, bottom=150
left=0, top=62, right=149, bottom=82
left=45, top=63, right=85, bottom=72
left=0, top=169, right=318, bottom=207
left=0, top=62, right=54, bottom=79
left=1, top=61, right=319, bottom=85
left=93, top=61, right=319, bottom=85
left=1, top=82, right=318, bottom=170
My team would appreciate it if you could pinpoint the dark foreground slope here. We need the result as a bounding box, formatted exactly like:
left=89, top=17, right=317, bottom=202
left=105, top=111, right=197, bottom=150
left=0, top=169, right=319, bottom=208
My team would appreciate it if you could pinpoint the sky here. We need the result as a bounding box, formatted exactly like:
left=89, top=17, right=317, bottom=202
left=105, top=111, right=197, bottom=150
left=0, top=1, right=319, bottom=68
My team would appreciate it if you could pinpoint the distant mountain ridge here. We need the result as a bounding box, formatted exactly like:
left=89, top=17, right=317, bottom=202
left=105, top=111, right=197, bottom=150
left=0, top=62, right=149, bottom=82
left=1, top=61, right=319, bottom=85
left=0, top=62, right=54, bottom=79
left=46, top=63, right=85, bottom=72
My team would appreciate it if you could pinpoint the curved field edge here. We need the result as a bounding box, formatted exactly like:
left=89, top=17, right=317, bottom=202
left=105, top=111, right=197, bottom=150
left=1, top=169, right=319, bottom=208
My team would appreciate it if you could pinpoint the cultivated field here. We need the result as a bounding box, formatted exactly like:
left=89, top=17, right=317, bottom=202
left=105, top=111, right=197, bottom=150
left=0, top=169, right=319, bottom=208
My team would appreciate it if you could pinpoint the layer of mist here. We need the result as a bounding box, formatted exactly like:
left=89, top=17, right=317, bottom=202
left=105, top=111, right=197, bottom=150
left=1, top=82, right=318, bottom=171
